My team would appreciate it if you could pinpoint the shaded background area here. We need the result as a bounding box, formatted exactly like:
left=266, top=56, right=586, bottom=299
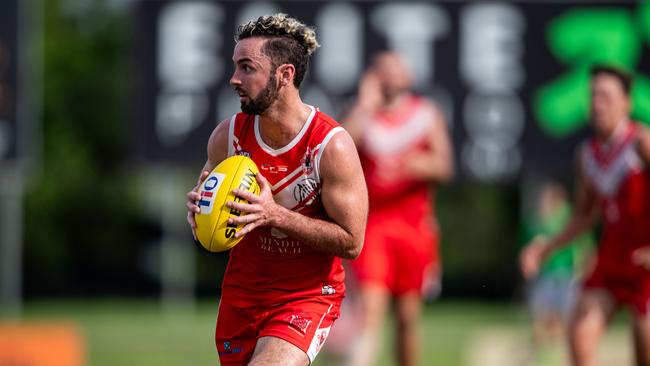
left=1, top=0, right=650, bottom=365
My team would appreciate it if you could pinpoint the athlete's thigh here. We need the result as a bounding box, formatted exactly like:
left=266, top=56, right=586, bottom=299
left=258, top=297, right=340, bottom=364
left=248, top=336, right=309, bottom=366
left=572, top=288, right=616, bottom=324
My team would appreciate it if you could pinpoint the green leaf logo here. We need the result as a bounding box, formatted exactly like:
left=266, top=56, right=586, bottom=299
left=534, top=5, right=650, bottom=137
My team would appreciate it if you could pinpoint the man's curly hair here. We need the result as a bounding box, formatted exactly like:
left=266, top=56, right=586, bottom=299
left=235, top=13, right=320, bottom=88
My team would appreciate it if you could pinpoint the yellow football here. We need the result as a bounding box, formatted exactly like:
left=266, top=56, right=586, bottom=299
left=195, top=155, right=260, bottom=252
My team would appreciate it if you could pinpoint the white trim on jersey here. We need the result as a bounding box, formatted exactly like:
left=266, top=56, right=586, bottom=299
left=271, top=165, right=304, bottom=192
left=582, top=141, right=643, bottom=198
left=267, top=127, right=344, bottom=210
left=363, top=103, right=432, bottom=156
left=306, top=303, right=333, bottom=363
left=254, top=105, right=316, bottom=156
left=227, top=114, right=237, bottom=157
left=315, top=127, right=345, bottom=182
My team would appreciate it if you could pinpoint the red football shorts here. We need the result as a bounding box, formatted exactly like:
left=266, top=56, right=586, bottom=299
left=583, top=259, right=650, bottom=316
left=215, top=297, right=341, bottom=365
left=351, top=209, right=439, bottom=296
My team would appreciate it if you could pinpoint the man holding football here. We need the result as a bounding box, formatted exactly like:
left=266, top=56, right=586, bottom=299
left=185, top=13, right=367, bottom=366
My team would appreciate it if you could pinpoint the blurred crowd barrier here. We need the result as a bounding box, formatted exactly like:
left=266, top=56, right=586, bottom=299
left=0, top=322, right=85, bottom=366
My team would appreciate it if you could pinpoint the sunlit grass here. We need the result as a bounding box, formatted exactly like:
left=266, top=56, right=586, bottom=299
left=9, top=299, right=628, bottom=366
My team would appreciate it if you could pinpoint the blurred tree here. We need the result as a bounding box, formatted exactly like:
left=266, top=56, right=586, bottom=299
left=23, top=0, right=158, bottom=297
left=436, top=183, right=521, bottom=299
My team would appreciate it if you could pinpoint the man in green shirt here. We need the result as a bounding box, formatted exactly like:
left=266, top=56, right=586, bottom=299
left=523, top=182, right=594, bottom=361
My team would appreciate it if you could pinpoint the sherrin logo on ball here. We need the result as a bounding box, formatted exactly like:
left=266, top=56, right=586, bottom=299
left=195, top=155, right=260, bottom=252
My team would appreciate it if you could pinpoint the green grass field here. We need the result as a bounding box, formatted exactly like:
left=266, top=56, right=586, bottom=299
left=5, top=299, right=629, bottom=366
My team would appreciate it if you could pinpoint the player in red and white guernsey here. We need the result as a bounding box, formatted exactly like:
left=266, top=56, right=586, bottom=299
left=521, top=65, right=650, bottom=366
left=185, top=14, right=367, bottom=366
left=341, top=52, right=453, bottom=366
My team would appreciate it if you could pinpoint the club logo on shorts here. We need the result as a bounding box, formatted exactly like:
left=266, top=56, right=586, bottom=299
left=317, top=330, right=328, bottom=349
left=288, top=314, right=312, bottom=335
left=307, top=325, right=332, bottom=360
left=218, top=340, right=242, bottom=356
left=198, top=172, right=225, bottom=214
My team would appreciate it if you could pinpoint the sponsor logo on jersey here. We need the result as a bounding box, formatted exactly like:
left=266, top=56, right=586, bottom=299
left=261, top=164, right=288, bottom=174
left=259, top=236, right=302, bottom=255
left=198, top=172, right=225, bottom=214
left=293, top=177, right=318, bottom=204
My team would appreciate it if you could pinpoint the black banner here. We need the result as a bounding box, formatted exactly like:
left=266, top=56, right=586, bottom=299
left=0, top=0, right=18, bottom=162
left=134, top=1, right=650, bottom=183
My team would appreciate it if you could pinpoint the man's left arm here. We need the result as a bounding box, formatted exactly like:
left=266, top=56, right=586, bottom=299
left=226, top=131, right=369, bottom=259
left=402, top=104, right=454, bottom=184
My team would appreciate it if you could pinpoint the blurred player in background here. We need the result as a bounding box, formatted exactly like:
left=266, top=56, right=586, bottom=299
left=185, top=14, right=368, bottom=366
left=341, top=51, right=453, bottom=366
left=521, top=65, right=650, bottom=366
left=522, top=181, right=594, bottom=365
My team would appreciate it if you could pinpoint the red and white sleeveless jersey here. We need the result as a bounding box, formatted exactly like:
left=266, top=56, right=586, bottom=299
left=220, top=106, right=347, bottom=307
left=581, top=121, right=650, bottom=274
left=358, top=95, right=437, bottom=215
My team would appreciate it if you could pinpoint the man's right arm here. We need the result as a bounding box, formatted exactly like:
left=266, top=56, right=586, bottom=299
left=186, top=119, right=230, bottom=239
left=520, top=151, right=600, bottom=278
left=339, top=70, right=382, bottom=146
